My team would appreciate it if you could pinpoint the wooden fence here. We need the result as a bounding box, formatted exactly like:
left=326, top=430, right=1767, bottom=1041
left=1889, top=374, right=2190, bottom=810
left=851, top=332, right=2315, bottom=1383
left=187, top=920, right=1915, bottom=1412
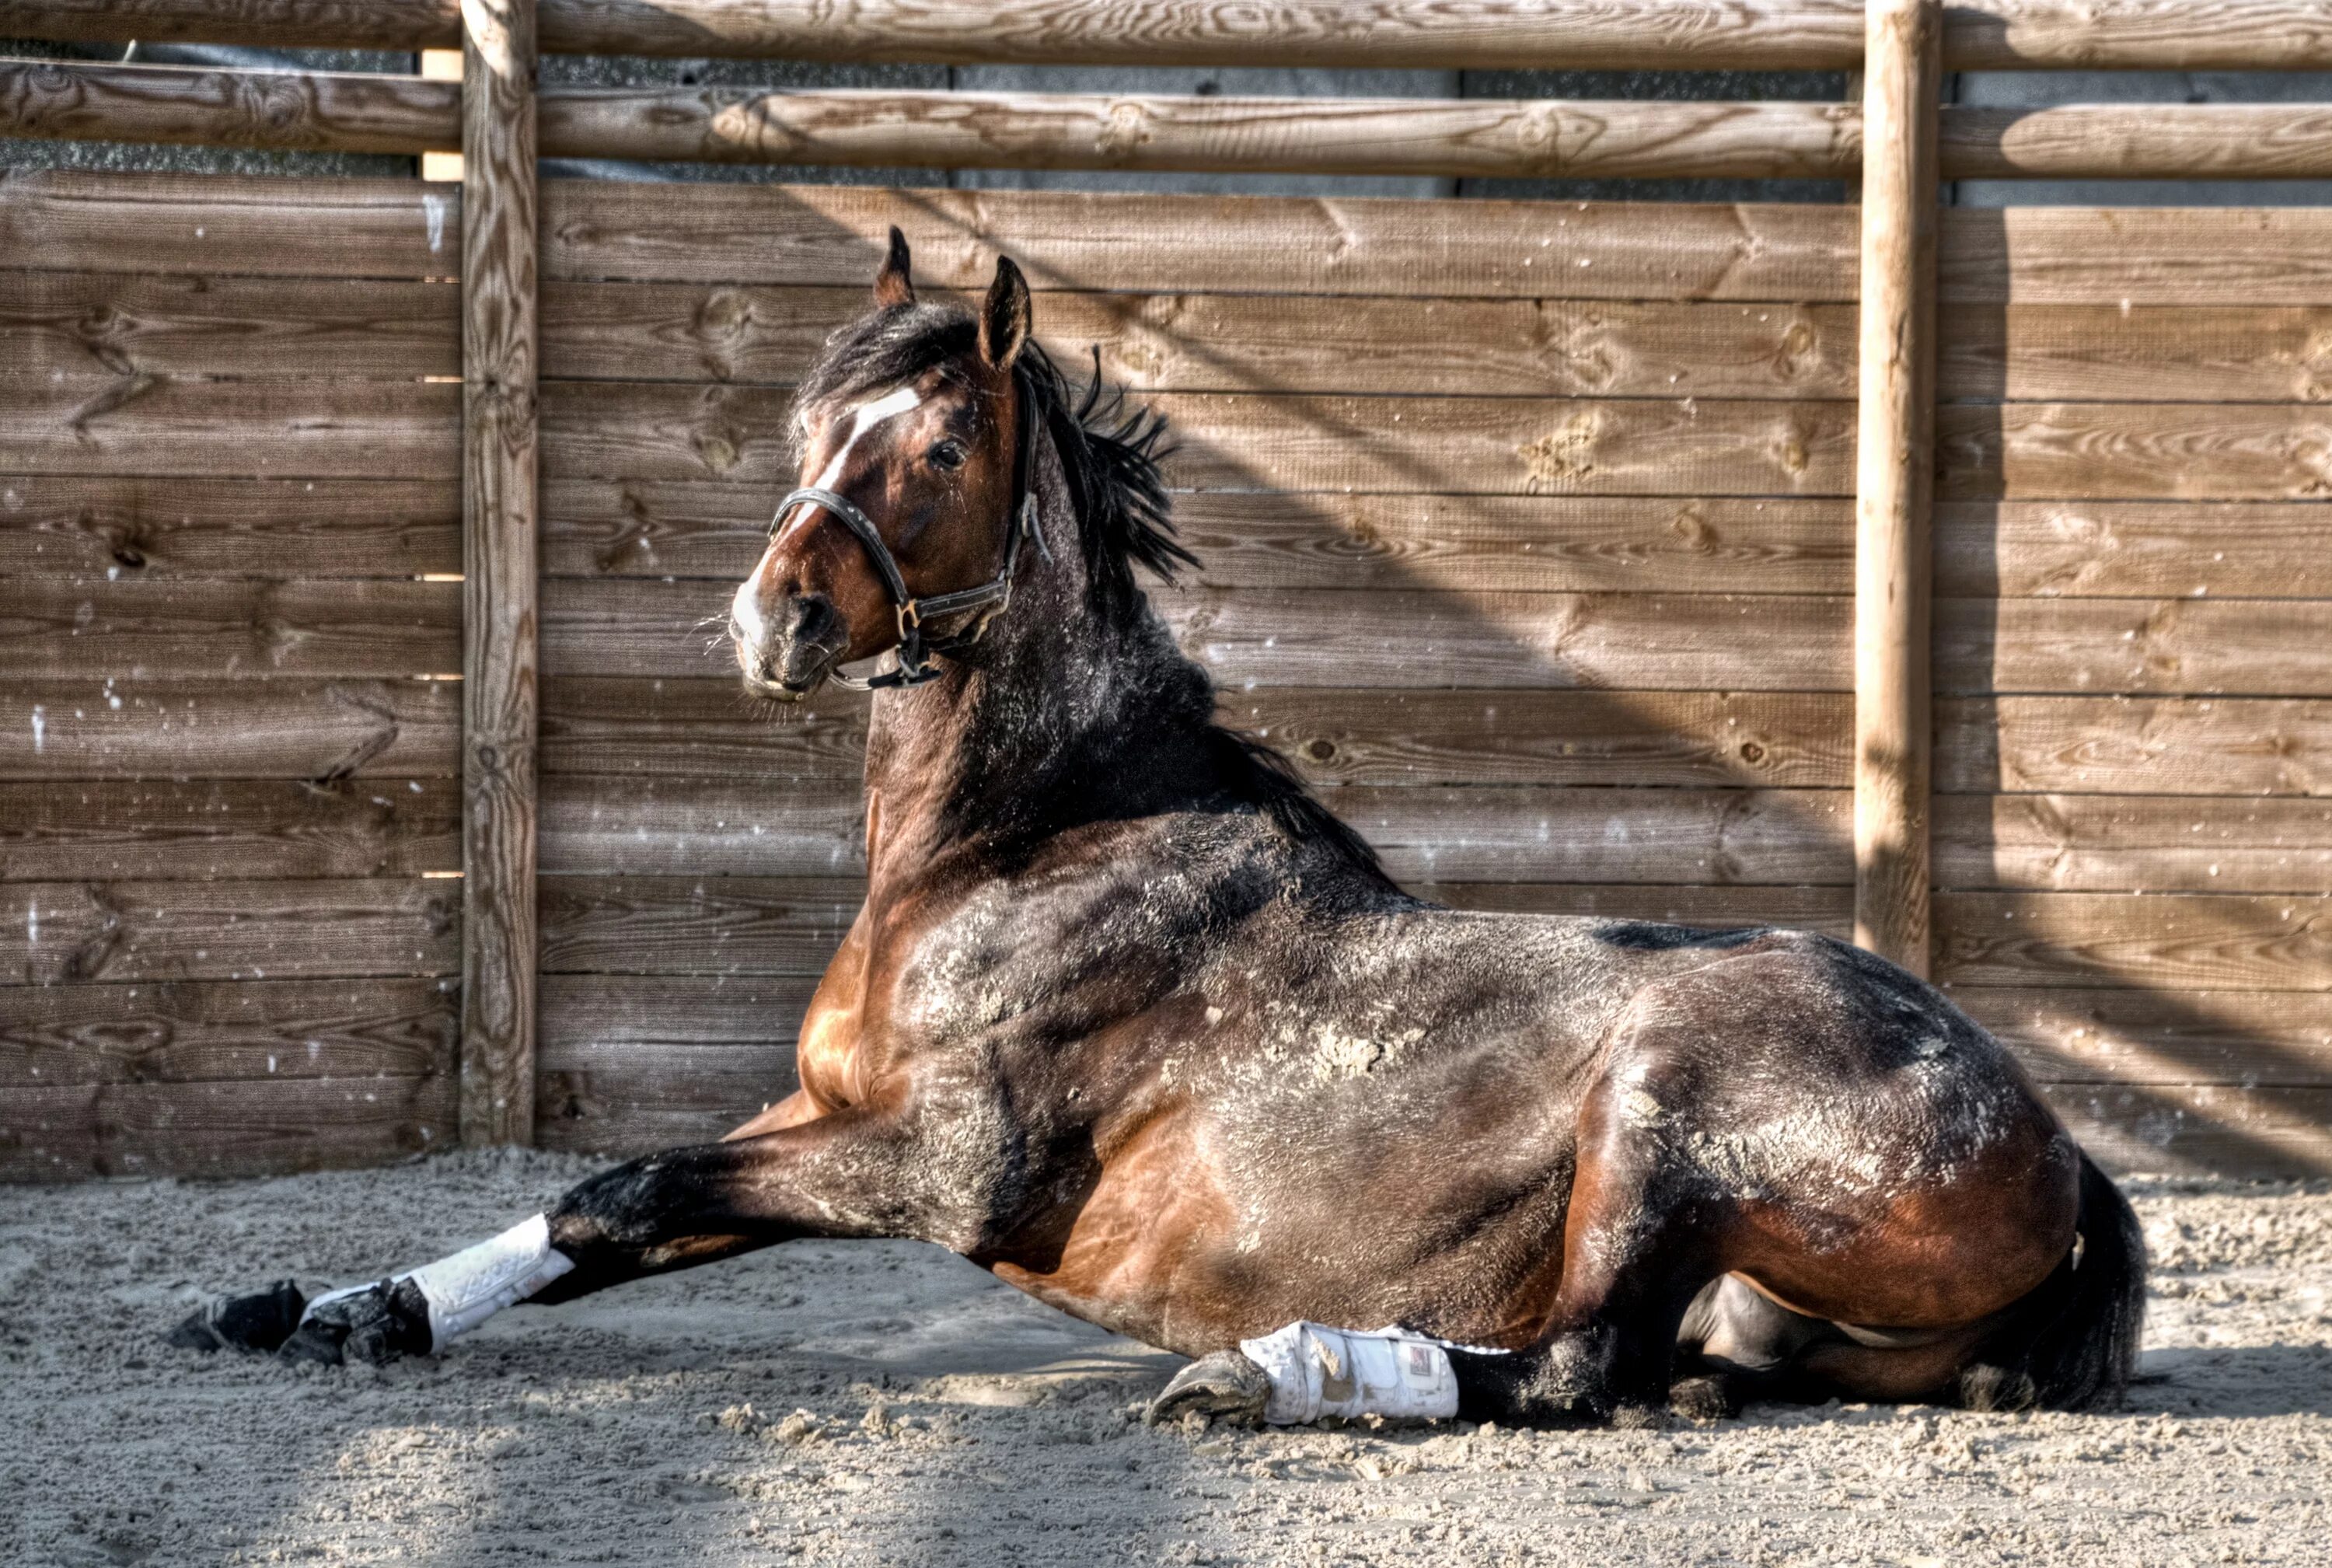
left=5, top=0, right=2331, bottom=1179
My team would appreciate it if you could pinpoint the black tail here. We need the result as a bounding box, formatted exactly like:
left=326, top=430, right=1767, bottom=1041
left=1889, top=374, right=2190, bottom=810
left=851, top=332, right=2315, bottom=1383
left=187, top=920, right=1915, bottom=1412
left=1961, top=1152, right=2146, bottom=1412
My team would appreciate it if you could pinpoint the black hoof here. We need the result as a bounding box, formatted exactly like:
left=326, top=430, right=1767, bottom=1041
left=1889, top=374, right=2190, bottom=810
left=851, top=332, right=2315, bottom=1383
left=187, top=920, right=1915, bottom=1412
left=166, top=1279, right=308, bottom=1354
left=277, top=1279, right=432, bottom=1367
left=1147, top=1350, right=1272, bottom=1429
left=1669, top=1374, right=1744, bottom=1422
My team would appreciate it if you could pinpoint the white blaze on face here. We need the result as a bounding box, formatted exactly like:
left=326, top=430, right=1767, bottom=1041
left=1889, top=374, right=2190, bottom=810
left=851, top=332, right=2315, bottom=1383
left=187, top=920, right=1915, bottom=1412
left=731, top=383, right=927, bottom=645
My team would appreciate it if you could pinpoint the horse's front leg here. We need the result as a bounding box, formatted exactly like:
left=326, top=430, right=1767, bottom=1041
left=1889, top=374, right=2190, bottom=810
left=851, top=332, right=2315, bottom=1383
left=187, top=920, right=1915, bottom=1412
left=174, top=1109, right=933, bottom=1365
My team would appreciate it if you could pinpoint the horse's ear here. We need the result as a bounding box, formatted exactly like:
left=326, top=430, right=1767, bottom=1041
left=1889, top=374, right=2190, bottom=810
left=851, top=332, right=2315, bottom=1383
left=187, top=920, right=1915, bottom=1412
left=874, top=226, right=915, bottom=309
left=979, top=255, right=1032, bottom=371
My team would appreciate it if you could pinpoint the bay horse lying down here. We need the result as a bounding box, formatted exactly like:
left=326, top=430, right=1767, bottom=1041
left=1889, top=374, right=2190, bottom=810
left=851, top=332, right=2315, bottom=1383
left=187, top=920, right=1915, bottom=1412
left=179, top=232, right=2144, bottom=1427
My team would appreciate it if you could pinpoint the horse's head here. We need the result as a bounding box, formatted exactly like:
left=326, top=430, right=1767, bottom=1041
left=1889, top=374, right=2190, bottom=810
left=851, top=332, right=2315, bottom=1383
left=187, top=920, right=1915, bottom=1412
left=730, top=228, right=1034, bottom=700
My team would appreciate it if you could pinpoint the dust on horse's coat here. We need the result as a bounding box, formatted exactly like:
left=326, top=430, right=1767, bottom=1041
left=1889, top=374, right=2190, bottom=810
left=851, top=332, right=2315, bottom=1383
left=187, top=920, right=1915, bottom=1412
left=187, top=230, right=2145, bottom=1426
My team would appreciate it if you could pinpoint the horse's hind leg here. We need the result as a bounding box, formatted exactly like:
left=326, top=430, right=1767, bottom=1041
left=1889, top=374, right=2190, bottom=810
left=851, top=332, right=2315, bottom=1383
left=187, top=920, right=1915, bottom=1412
left=1453, top=1041, right=1731, bottom=1427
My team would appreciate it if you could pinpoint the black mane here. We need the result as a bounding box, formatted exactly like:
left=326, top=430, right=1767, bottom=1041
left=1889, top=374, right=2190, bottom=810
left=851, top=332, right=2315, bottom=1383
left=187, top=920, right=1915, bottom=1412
left=798, top=295, right=1384, bottom=883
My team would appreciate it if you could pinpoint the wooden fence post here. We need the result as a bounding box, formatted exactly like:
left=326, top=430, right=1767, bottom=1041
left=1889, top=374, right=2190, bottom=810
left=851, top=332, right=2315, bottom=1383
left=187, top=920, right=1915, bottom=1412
left=459, top=0, right=539, bottom=1145
left=1854, top=0, right=1940, bottom=978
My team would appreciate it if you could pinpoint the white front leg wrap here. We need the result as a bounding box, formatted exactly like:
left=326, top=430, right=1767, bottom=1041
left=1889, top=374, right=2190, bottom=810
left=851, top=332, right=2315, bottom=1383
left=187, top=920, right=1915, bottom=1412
left=1238, top=1322, right=1496, bottom=1425
left=301, top=1214, right=576, bottom=1353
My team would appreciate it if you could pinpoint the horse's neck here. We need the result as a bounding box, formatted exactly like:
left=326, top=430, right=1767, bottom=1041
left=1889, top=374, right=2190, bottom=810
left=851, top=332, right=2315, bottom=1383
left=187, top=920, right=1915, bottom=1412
left=858, top=465, right=1206, bottom=896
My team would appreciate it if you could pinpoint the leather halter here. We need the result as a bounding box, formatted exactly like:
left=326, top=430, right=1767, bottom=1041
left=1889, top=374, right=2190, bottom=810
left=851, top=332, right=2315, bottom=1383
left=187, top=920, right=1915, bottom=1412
left=766, top=368, right=1047, bottom=690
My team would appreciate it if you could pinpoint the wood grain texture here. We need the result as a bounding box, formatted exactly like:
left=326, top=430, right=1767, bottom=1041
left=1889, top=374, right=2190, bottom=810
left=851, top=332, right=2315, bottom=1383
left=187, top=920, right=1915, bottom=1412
left=2034, top=1082, right=2332, bottom=1179
left=1, top=878, right=459, bottom=985
left=543, top=578, right=1853, bottom=690
left=0, top=578, right=458, bottom=679
left=1936, top=597, right=2332, bottom=698
left=0, top=56, right=456, bottom=156
left=0, top=377, right=459, bottom=479
left=0, top=476, right=460, bottom=578
left=1940, top=207, right=2332, bottom=307
left=0, top=168, right=461, bottom=280
left=546, top=283, right=1859, bottom=400
left=543, top=676, right=1850, bottom=789
left=1936, top=501, right=2332, bottom=599
left=459, top=0, right=539, bottom=1148
left=1941, top=308, right=2332, bottom=405
left=0, top=274, right=457, bottom=384
left=1938, top=402, right=2332, bottom=503
left=1938, top=697, right=2332, bottom=797
left=1958, top=987, right=2332, bottom=1087
left=539, top=87, right=1859, bottom=180
left=541, top=179, right=1858, bottom=301
left=540, top=874, right=861, bottom=975
left=1934, top=794, right=2332, bottom=895
left=12, top=2, right=2332, bottom=74
left=541, top=774, right=1851, bottom=884
left=541, top=382, right=1859, bottom=494
left=0, top=679, right=460, bottom=781
left=2, top=1074, right=455, bottom=1181
left=1933, top=891, right=2332, bottom=991
left=536, top=971, right=808, bottom=1155
left=1853, top=0, right=1939, bottom=978
left=0, top=976, right=456, bottom=1088
left=1942, top=103, right=2332, bottom=181
left=543, top=480, right=1855, bottom=593
left=0, top=778, right=459, bottom=881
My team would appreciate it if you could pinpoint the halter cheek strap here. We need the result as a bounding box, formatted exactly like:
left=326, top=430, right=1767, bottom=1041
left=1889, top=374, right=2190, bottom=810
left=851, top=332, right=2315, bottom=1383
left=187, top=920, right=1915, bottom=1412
left=767, top=367, right=1047, bottom=690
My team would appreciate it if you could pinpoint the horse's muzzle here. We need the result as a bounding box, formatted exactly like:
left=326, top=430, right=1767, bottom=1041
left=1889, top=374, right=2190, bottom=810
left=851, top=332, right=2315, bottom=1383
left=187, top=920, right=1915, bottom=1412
left=734, top=593, right=848, bottom=701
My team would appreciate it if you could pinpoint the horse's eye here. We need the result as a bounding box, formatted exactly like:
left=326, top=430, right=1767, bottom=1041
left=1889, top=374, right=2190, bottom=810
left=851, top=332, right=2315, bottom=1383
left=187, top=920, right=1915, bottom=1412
left=927, top=439, right=968, bottom=471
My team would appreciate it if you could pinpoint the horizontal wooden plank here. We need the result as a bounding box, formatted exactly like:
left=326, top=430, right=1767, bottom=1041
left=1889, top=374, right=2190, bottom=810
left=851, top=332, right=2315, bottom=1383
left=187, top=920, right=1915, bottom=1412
left=1, top=878, right=459, bottom=984
left=549, top=285, right=2332, bottom=407
left=0, top=57, right=456, bottom=158
left=0, top=169, right=460, bottom=281
left=1942, top=306, right=2332, bottom=407
left=0, top=778, right=459, bottom=882
left=1937, top=501, right=2332, bottom=600
left=2037, top=1083, right=2332, bottom=1179
left=18, top=1, right=2332, bottom=75
left=0, top=976, right=456, bottom=1088
left=1415, top=881, right=1852, bottom=934
left=544, top=480, right=1855, bottom=595
left=541, top=86, right=1860, bottom=182
left=1959, top=987, right=2332, bottom=1088
left=546, top=282, right=1861, bottom=400
left=543, top=774, right=1850, bottom=884
left=1939, top=697, right=2332, bottom=797
left=540, top=774, right=865, bottom=877
left=2, top=1074, right=452, bottom=1182
left=1933, top=794, right=2332, bottom=896
left=544, top=578, right=1852, bottom=690
left=0, top=678, right=460, bottom=781
left=541, top=874, right=860, bottom=976
left=1938, top=402, right=2332, bottom=503
left=537, top=972, right=808, bottom=1154
left=543, top=676, right=1851, bottom=790
left=1940, top=208, right=2332, bottom=308
left=1933, top=892, right=2332, bottom=992
left=0, top=578, right=459, bottom=679
left=1937, top=597, right=2332, bottom=698
left=0, top=377, right=458, bottom=479
left=551, top=583, right=2332, bottom=698
left=543, top=180, right=1859, bottom=301
left=0, top=475, right=461, bottom=578
left=0, top=273, right=457, bottom=382
left=543, top=381, right=1859, bottom=495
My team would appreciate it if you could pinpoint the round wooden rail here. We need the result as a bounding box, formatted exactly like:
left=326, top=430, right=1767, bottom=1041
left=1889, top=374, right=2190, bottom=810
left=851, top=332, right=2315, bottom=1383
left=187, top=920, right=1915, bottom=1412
left=10, top=59, right=2332, bottom=181
left=5, top=0, right=2332, bottom=72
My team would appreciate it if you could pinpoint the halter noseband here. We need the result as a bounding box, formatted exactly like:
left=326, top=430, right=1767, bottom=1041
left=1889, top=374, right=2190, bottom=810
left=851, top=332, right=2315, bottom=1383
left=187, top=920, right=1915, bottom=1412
left=766, top=369, right=1047, bottom=690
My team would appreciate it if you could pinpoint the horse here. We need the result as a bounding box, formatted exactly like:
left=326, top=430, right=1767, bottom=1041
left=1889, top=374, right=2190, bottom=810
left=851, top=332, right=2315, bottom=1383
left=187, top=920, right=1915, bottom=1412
left=174, top=229, right=2144, bottom=1428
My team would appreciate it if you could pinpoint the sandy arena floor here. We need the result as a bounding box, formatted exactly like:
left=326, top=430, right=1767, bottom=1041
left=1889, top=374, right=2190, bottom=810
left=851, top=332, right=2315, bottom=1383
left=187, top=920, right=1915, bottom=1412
left=2, top=1150, right=2328, bottom=1567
